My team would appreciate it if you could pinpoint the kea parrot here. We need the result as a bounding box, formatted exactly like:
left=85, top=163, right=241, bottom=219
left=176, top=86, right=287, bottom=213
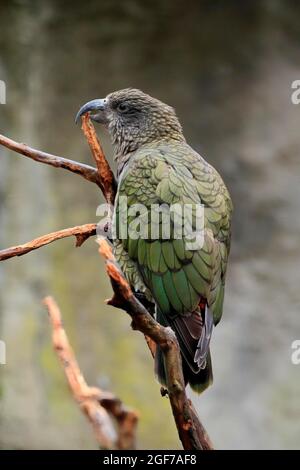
left=76, top=89, right=232, bottom=393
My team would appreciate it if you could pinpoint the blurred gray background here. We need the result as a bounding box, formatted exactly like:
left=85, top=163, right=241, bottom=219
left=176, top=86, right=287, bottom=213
left=0, top=0, right=299, bottom=449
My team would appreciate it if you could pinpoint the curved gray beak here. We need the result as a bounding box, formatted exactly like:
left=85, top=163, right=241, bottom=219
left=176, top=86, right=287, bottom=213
left=75, top=98, right=108, bottom=124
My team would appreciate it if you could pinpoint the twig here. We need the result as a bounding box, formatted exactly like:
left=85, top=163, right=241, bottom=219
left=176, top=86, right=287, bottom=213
left=81, top=114, right=117, bottom=206
left=0, top=133, right=102, bottom=188
left=43, top=296, right=138, bottom=450
left=0, top=223, right=97, bottom=261
left=98, top=238, right=213, bottom=451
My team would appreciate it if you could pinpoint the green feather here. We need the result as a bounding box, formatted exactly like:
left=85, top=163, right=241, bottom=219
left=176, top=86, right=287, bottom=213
left=196, top=180, right=213, bottom=196
left=199, top=249, right=213, bottom=268
left=146, top=242, right=152, bottom=268
left=183, top=263, right=209, bottom=297
left=150, top=241, right=161, bottom=272
left=162, top=241, right=175, bottom=269
left=212, top=284, right=224, bottom=325
left=154, top=161, right=168, bottom=180
left=151, top=273, right=170, bottom=314
left=126, top=185, right=138, bottom=196
left=159, top=252, right=168, bottom=273
left=174, top=254, right=181, bottom=270
left=162, top=271, right=184, bottom=312
left=192, top=252, right=211, bottom=282
left=205, top=208, right=222, bottom=224
left=137, top=239, right=146, bottom=265
left=127, top=235, right=139, bottom=258
left=173, top=239, right=185, bottom=261
left=172, top=270, right=192, bottom=310
left=188, top=283, right=201, bottom=311
left=156, top=179, right=174, bottom=204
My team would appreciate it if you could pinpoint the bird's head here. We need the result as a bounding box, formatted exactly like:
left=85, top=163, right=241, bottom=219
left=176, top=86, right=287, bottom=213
left=76, top=88, right=185, bottom=158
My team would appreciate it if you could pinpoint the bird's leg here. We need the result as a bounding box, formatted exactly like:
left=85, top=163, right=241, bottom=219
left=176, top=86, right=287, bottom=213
left=133, top=291, right=155, bottom=316
left=160, top=386, right=169, bottom=397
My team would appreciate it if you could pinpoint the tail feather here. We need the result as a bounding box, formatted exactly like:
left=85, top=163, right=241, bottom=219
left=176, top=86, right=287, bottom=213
left=194, top=307, right=214, bottom=369
left=184, top=350, right=213, bottom=393
left=155, top=307, right=213, bottom=394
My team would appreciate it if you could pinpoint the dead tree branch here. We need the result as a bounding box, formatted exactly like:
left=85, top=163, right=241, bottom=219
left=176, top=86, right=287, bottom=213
left=0, top=223, right=97, bottom=261
left=81, top=114, right=117, bottom=205
left=0, top=133, right=102, bottom=188
left=43, top=296, right=138, bottom=450
left=98, top=238, right=213, bottom=451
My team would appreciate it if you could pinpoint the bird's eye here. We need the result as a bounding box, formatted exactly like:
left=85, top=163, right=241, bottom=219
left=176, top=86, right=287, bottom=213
left=117, top=102, right=130, bottom=113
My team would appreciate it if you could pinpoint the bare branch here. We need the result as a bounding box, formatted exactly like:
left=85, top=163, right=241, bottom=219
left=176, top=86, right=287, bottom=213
left=0, top=133, right=102, bottom=187
left=81, top=114, right=117, bottom=205
left=43, top=296, right=138, bottom=450
left=0, top=223, right=97, bottom=261
left=98, top=238, right=213, bottom=451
